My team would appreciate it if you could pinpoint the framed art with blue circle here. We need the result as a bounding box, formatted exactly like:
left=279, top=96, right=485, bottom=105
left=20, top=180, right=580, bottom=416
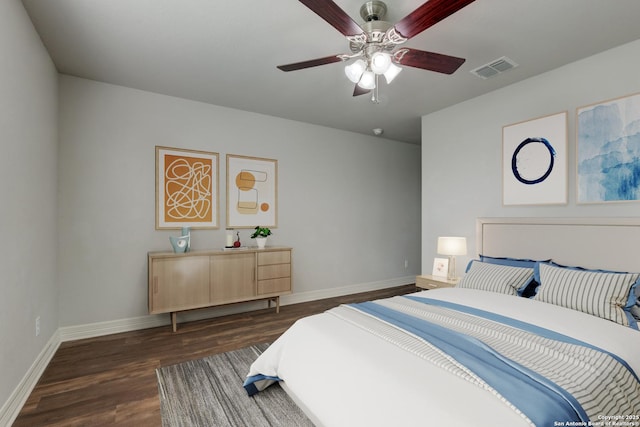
left=502, top=111, right=568, bottom=205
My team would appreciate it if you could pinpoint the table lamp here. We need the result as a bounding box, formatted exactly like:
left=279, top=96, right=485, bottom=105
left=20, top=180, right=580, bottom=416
left=437, top=236, right=467, bottom=280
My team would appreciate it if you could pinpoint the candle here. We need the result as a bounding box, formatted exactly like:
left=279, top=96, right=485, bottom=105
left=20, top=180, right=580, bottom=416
left=226, top=230, right=233, bottom=247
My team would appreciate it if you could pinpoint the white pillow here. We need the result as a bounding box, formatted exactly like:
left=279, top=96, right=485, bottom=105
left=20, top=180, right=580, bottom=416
left=534, top=262, right=640, bottom=327
left=457, top=261, right=533, bottom=296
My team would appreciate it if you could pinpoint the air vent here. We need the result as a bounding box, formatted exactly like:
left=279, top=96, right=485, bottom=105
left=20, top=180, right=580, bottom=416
left=471, top=56, right=518, bottom=79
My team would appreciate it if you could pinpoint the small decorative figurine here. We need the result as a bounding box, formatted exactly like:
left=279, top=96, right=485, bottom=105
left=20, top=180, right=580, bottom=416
left=233, top=231, right=241, bottom=248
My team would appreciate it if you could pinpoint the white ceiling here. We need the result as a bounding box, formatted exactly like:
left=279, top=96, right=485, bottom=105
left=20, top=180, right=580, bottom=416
left=21, top=0, right=640, bottom=144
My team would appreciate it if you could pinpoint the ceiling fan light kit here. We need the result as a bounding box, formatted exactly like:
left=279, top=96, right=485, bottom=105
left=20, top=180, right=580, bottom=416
left=278, top=0, right=476, bottom=102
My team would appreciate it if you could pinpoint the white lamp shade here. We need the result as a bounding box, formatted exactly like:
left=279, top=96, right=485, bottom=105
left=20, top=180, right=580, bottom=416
left=383, top=62, right=402, bottom=84
left=345, top=59, right=366, bottom=83
left=437, top=236, right=467, bottom=256
left=370, top=52, right=391, bottom=74
left=357, top=70, right=376, bottom=89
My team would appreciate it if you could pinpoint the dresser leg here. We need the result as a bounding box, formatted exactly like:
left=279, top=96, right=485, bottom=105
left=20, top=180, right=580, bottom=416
left=266, top=297, right=281, bottom=313
left=171, top=312, right=177, bottom=332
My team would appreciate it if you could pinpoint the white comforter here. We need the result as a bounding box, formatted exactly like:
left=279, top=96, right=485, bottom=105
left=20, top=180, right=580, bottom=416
left=246, top=288, right=640, bottom=427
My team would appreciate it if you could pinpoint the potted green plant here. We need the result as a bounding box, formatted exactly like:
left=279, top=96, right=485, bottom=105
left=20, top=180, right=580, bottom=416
left=250, top=226, right=271, bottom=249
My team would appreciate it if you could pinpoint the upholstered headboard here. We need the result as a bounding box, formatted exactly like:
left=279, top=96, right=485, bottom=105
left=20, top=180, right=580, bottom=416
left=476, top=217, right=640, bottom=273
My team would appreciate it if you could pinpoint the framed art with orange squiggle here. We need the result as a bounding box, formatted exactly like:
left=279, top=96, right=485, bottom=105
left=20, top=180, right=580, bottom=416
left=156, top=146, right=219, bottom=229
left=226, top=154, right=277, bottom=229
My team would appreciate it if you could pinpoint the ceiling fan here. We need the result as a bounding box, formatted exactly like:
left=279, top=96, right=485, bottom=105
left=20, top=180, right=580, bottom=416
left=277, top=0, right=476, bottom=100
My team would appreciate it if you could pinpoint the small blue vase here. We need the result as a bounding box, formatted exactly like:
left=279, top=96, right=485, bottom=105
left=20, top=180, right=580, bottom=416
left=181, top=227, right=191, bottom=252
left=170, top=235, right=189, bottom=253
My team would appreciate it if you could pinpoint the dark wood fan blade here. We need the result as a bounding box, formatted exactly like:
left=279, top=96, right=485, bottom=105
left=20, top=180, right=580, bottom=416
left=277, top=55, right=344, bottom=72
left=395, top=48, right=465, bottom=74
left=299, top=0, right=364, bottom=36
left=353, top=84, right=371, bottom=97
left=394, top=0, right=476, bottom=39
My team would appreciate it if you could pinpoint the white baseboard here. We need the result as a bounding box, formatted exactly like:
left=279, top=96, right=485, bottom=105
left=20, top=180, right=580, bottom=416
left=1, top=276, right=416, bottom=424
left=59, top=275, right=416, bottom=342
left=0, top=330, right=61, bottom=427
left=59, top=314, right=168, bottom=342
left=280, top=275, right=416, bottom=305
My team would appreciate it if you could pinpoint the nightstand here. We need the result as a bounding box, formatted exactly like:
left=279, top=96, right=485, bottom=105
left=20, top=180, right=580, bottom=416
left=415, top=274, right=459, bottom=290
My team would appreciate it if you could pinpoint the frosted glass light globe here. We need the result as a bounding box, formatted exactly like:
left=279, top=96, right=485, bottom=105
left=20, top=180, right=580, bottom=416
left=345, top=59, right=366, bottom=83
left=370, top=52, right=391, bottom=74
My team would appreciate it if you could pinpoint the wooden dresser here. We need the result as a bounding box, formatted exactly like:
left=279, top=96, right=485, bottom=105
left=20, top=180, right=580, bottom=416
left=148, top=246, right=292, bottom=331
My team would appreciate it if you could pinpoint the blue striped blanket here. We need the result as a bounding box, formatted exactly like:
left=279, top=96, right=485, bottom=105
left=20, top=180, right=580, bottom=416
left=339, top=296, right=640, bottom=425
left=245, top=295, right=640, bottom=425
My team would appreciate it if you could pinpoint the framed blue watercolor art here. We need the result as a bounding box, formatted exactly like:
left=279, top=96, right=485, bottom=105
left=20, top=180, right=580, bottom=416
left=577, top=92, right=640, bottom=204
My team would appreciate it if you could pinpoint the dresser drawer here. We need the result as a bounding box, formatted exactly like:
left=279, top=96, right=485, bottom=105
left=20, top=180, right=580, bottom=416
left=258, top=263, right=291, bottom=281
left=258, top=277, right=291, bottom=295
left=258, top=250, right=291, bottom=266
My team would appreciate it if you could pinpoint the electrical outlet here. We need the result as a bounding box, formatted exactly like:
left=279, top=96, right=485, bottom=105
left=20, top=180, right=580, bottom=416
left=404, top=259, right=409, bottom=269
left=35, top=316, right=40, bottom=337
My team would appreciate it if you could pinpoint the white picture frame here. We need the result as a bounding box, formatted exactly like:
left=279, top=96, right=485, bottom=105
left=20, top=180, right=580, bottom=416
left=432, top=257, right=449, bottom=278
left=502, top=111, right=568, bottom=206
left=577, top=92, right=640, bottom=203
left=226, top=154, right=277, bottom=228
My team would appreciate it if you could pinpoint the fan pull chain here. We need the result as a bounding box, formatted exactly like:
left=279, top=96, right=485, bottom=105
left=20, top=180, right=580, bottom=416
left=371, top=74, right=380, bottom=104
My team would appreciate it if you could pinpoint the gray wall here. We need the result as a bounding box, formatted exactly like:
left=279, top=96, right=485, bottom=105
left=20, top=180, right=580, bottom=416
left=58, top=76, right=422, bottom=326
left=421, top=39, right=640, bottom=274
left=0, top=0, right=58, bottom=412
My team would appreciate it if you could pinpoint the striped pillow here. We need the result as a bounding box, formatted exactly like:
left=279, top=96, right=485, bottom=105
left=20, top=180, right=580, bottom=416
left=534, top=262, right=640, bottom=327
left=457, top=261, right=534, bottom=295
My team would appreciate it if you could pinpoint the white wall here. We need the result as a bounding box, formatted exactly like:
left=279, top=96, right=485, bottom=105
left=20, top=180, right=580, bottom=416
left=0, top=0, right=58, bottom=417
left=421, top=39, right=640, bottom=274
left=58, top=76, right=422, bottom=326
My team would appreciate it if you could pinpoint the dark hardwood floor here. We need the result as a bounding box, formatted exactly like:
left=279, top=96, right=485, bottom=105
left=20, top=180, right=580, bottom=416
left=14, top=284, right=416, bottom=427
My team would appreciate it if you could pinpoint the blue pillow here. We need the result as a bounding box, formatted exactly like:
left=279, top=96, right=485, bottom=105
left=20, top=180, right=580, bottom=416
left=466, top=255, right=542, bottom=273
left=479, top=255, right=550, bottom=269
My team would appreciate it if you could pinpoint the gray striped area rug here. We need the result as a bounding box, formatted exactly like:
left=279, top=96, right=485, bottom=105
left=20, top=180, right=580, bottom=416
left=156, top=343, right=314, bottom=427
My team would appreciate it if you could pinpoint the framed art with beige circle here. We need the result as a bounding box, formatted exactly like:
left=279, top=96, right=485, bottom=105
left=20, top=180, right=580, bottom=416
left=226, top=154, right=277, bottom=228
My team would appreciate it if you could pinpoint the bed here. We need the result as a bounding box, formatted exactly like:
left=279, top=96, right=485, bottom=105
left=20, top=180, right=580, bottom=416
left=244, top=218, right=640, bottom=426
